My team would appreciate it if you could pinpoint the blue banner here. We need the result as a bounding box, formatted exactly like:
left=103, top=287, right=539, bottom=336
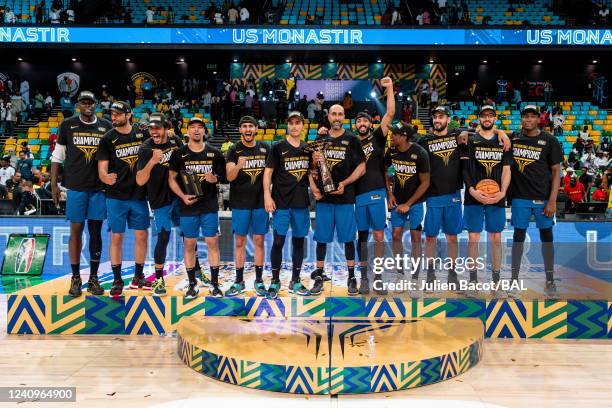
left=1, top=27, right=611, bottom=46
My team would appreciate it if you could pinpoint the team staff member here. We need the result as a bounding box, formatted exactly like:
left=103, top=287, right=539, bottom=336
left=460, top=106, right=512, bottom=297
left=225, top=116, right=270, bottom=297
left=51, top=91, right=111, bottom=297
left=385, top=122, right=430, bottom=293
left=264, top=111, right=312, bottom=298
left=97, top=101, right=149, bottom=298
left=309, top=105, right=366, bottom=296
left=168, top=117, right=226, bottom=299
left=509, top=105, right=563, bottom=299
left=354, top=76, right=395, bottom=295
left=136, top=113, right=182, bottom=296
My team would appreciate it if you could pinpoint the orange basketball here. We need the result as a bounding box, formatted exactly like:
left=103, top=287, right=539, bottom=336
left=475, top=179, right=500, bottom=195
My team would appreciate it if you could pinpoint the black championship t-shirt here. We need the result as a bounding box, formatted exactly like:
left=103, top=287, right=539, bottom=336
left=461, top=133, right=513, bottom=206
left=356, top=125, right=387, bottom=195
left=266, top=139, right=311, bottom=209
left=136, top=137, right=181, bottom=209
left=384, top=143, right=430, bottom=205
left=226, top=141, right=270, bottom=209
left=169, top=144, right=226, bottom=215
left=417, top=132, right=464, bottom=198
left=316, top=130, right=366, bottom=205
left=510, top=131, right=563, bottom=201
left=96, top=127, right=147, bottom=200
left=58, top=116, right=112, bottom=191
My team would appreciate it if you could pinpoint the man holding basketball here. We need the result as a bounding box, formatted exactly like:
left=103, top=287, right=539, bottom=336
left=509, top=105, right=562, bottom=299
left=460, top=106, right=512, bottom=297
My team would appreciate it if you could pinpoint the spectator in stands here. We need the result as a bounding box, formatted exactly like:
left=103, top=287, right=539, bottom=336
left=276, top=97, right=288, bottom=123
left=228, top=6, right=239, bottom=24
left=579, top=125, right=590, bottom=141
left=592, top=179, right=607, bottom=202
left=17, top=181, right=37, bottom=215
left=221, top=135, right=234, bottom=156
left=496, top=76, right=507, bottom=103
left=552, top=108, right=565, bottom=137
left=60, top=92, right=73, bottom=118
left=146, top=7, right=154, bottom=23
left=239, top=6, right=250, bottom=23
left=416, top=11, right=424, bottom=25
left=419, top=81, right=430, bottom=108
left=44, top=92, right=54, bottom=115
left=20, top=79, right=30, bottom=110
left=342, top=92, right=353, bottom=117
left=215, top=10, right=224, bottom=24
left=244, top=91, right=253, bottom=115
left=401, top=102, right=413, bottom=124
left=5, top=8, right=16, bottom=24
left=33, top=90, right=44, bottom=120
left=296, top=95, right=308, bottom=116
left=202, top=89, right=212, bottom=113
left=251, top=94, right=261, bottom=119
left=430, top=87, right=439, bottom=107
left=391, top=7, right=402, bottom=25
left=48, top=132, right=57, bottom=159
left=538, top=107, right=550, bottom=131
left=562, top=167, right=574, bottom=186
left=594, top=151, right=608, bottom=169
left=67, top=3, right=75, bottom=23
left=16, top=151, right=33, bottom=181
left=512, top=88, right=522, bottom=110
left=543, top=81, right=553, bottom=102
left=50, top=5, right=61, bottom=24
left=307, top=99, right=316, bottom=121
left=140, top=108, right=151, bottom=126
left=0, top=99, right=8, bottom=135
left=564, top=176, right=585, bottom=211
left=0, top=157, right=15, bottom=187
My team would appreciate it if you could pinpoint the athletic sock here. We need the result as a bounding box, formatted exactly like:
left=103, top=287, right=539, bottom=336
left=348, top=265, right=355, bottom=279
left=545, top=271, right=554, bottom=283
left=291, top=265, right=301, bottom=282
left=210, top=266, right=220, bottom=286
left=360, top=264, right=368, bottom=279
left=272, top=267, right=280, bottom=282
left=255, top=265, right=263, bottom=281
left=155, top=266, right=164, bottom=279
left=186, top=267, right=196, bottom=285
left=135, top=263, right=144, bottom=279
left=469, top=270, right=478, bottom=282
left=111, top=264, right=122, bottom=281
left=492, top=270, right=500, bottom=284
left=236, top=267, right=244, bottom=282
left=71, top=264, right=80, bottom=278
left=195, top=257, right=201, bottom=272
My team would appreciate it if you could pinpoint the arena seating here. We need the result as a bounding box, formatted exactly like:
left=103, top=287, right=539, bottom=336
left=450, top=101, right=611, bottom=155
left=467, top=0, right=565, bottom=25
left=279, top=0, right=399, bottom=26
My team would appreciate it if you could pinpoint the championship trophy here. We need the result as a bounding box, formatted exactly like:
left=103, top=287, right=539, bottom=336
left=180, top=170, right=205, bottom=198
left=304, top=139, right=336, bottom=194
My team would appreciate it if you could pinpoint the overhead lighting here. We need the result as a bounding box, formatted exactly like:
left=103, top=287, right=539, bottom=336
left=178, top=58, right=185, bottom=63
left=295, top=91, right=300, bottom=96
left=537, top=59, right=543, bottom=64
left=399, top=92, right=403, bottom=97
left=370, top=91, right=376, bottom=98
left=348, top=91, right=352, bottom=94
left=125, top=58, right=131, bottom=62
left=285, top=59, right=290, bottom=63
left=329, top=59, right=334, bottom=63
left=592, top=59, right=598, bottom=64
left=429, top=58, right=434, bottom=63
left=17, top=57, right=23, bottom=61
left=455, top=72, right=460, bottom=76
left=71, top=57, right=77, bottom=62
left=233, top=58, right=238, bottom=62
left=377, top=59, right=382, bottom=63
left=262, top=97, right=267, bottom=101
left=212, top=71, right=217, bottom=74
left=482, top=59, right=488, bottom=63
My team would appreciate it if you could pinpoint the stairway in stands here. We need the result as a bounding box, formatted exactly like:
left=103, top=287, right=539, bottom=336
left=416, top=107, right=431, bottom=133
left=1, top=106, right=62, bottom=147
left=208, top=118, right=241, bottom=150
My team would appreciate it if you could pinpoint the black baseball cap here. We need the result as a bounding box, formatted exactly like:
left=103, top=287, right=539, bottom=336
left=148, top=113, right=166, bottom=128
left=239, top=115, right=258, bottom=126
left=521, top=105, right=540, bottom=116
left=110, top=100, right=131, bottom=114
left=479, top=105, right=497, bottom=115
left=287, top=111, right=304, bottom=122
left=432, top=106, right=450, bottom=116
left=355, top=111, right=372, bottom=121
left=187, top=117, right=206, bottom=127
left=77, top=91, right=96, bottom=103
left=389, top=122, right=415, bottom=138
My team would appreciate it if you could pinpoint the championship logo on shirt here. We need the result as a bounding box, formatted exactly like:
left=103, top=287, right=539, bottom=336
left=427, top=136, right=457, bottom=166
left=323, top=146, right=346, bottom=171
left=73, top=133, right=103, bottom=162
left=362, top=139, right=375, bottom=162
left=512, top=143, right=543, bottom=173
left=474, top=146, right=504, bottom=176
left=185, top=160, right=214, bottom=182
left=284, top=155, right=310, bottom=182
left=241, top=155, right=267, bottom=184
left=115, top=142, right=141, bottom=170
left=392, top=158, right=417, bottom=188
left=158, top=147, right=176, bottom=167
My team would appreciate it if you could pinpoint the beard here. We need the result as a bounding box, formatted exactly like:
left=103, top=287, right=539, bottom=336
left=357, top=125, right=370, bottom=136
left=480, top=122, right=494, bottom=131
left=433, top=122, right=447, bottom=132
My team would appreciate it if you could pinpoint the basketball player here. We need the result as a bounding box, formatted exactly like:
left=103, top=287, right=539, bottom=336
left=263, top=111, right=312, bottom=297
left=385, top=122, right=430, bottom=294
left=309, top=104, right=366, bottom=296
left=168, top=117, right=226, bottom=298
left=460, top=106, right=512, bottom=297
left=509, top=105, right=562, bottom=299
left=136, top=113, right=181, bottom=296
left=51, top=91, right=112, bottom=297
left=225, top=116, right=270, bottom=298
left=354, top=76, right=394, bottom=294
left=97, top=101, right=149, bottom=298
left=418, top=106, right=510, bottom=292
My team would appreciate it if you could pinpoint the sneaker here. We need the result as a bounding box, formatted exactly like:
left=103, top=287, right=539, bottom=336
left=424, top=271, right=436, bottom=293
left=152, top=278, right=167, bottom=297
left=210, top=284, right=223, bottom=298
left=196, top=270, right=212, bottom=287
left=347, top=277, right=359, bottom=296
left=267, top=280, right=281, bottom=300
left=226, top=281, right=245, bottom=297
left=110, top=279, right=124, bottom=298
left=358, top=277, right=370, bottom=295
left=321, top=273, right=331, bottom=282
left=491, top=285, right=507, bottom=299
left=69, top=276, right=82, bottom=297
left=288, top=280, right=310, bottom=296
left=544, top=281, right=560, bottom=300
left=507, top=286, right=521, bottom=299
left=310, top=276, right=324, bottom=296
left=129, top=275, right=153, bottom=291
left=373, top=276, right=388, bottom=295
left=465, top=281, right=478, bottom=299
left=185, top=282, right=199, bottom=299
left=254, top=280, right=267, bottom=297
left=86, top=276, right=104, bottom=296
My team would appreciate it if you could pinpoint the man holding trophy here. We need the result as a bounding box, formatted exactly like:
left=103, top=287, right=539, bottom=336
left=308, top=105, right=366, bottom=295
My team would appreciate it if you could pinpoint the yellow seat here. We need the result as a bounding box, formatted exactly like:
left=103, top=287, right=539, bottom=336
left=189, top=6, right=196, bottom=12
left=504, top=11, right=512, bottom=17
left=341, top=20, right=349, bottom=25
left=189, top=15, right=196, bottom=21
left=543, top=15, right=551, bottom=21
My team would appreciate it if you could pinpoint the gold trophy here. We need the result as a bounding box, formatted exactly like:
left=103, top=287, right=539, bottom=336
left=304, top=139, right=336, bottom=194
left=180, top=170, right=205, bottom=198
